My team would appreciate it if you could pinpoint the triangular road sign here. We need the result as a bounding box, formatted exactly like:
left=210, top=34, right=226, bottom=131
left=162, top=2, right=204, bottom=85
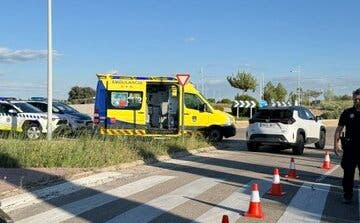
left=176, top=74, right=190, bottom=86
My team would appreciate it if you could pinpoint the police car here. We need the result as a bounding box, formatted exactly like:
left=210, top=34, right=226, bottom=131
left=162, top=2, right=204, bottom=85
left=26, top=100, right=93, bottom=132
left=246, top=106, right=326, bottom=155
left=0, top=100, right=67, bottom=139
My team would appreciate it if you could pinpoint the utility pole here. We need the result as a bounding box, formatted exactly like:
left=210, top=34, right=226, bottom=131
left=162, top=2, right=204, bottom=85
left=47, top=0, right=53, bottom=140
left=290, top=66, right=301, bottom=106
left=200, top=67, right=204, bottom=95
left=297, top=65, right=301, bottom=105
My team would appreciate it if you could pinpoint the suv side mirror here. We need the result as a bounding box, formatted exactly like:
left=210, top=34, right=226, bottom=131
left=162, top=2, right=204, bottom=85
left=315, top=116, right=321, bottom=122
left=8, top=109, right=17, bottom=115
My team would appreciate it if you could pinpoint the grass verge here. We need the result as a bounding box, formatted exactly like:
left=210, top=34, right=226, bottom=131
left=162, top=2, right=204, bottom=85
left=0, top=135, right=210, bottom=168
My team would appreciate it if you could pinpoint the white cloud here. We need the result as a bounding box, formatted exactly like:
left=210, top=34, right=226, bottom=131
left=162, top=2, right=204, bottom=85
left=184, top=37, right=196, bottom=43
left=0, top=47, right=61, bottom=63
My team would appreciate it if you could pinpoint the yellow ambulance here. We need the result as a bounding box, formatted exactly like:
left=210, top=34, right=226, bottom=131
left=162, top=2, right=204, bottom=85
left=94, top=74, right=236, bottom=141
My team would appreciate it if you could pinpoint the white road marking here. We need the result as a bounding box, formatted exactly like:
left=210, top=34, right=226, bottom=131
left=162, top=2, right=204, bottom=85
left=105, top=177, right=221, bottom=223
left=314, top=165, right=340, bottom=184
left=16, top=175, right=175, bottom=223
left=1, top=172, right=130, bottom=212
left=277, top=182, right=330, bottom=223
left=194, top=179, right=271, bottom=223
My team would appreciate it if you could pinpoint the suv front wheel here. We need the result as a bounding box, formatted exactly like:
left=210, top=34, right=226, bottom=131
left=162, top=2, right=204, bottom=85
left=292, top=134, right=304, bottom=155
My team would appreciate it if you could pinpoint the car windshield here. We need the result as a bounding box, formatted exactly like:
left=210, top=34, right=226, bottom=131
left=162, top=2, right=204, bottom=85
left=253, top=109, right=293, bottom=120
left=53, top=102, right=79, bottom=113
left=13, top=102, right=43, bottom=113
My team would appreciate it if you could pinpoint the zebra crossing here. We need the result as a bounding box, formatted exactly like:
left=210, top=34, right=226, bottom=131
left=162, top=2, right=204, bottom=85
left=1, top=170, right=359, bottom=223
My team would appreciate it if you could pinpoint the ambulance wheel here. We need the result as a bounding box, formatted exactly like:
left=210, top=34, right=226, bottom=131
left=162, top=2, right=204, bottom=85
left=208, top=128, right=223, bottom=142
left=23, top=123, right=42, bottom=139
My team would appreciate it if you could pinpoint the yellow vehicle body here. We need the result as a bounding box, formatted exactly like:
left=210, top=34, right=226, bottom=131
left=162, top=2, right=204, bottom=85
left=94, top=74, right=236, bottom=141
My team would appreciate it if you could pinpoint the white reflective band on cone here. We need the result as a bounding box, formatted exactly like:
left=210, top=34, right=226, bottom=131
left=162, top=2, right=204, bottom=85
left=325, top=154, right=330, bottom=162
left=273, top=174, right=280, bottom=184
left=251, top=190, right=260, bottom=202
left=290, top=162, right=296, bottom=169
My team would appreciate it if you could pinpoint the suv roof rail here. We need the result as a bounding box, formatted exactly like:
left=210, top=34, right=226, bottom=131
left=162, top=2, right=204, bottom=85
left=30, top=97, right=47, bottom=101
left=0, top=97, right=17, bottom=101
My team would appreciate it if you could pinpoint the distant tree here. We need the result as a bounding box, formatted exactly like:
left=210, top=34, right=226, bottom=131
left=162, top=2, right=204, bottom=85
left=307, top=90, right=322, bottom=101
left=323, top=88, right=335, bottom=101
left=263, top=81, right=276, bottom=102
left=68, top=86, right=95, bottom=104
left=227, top=71, right=257, bottom=94
left=207, top=98, right=216, bottom=103
left=274, top=83, right=287, bottom=101
left=288, top=91, right=297, bottom=103
left=338, top=94, right=352, bottom=101
left=219, top=98, right=232, bottom=104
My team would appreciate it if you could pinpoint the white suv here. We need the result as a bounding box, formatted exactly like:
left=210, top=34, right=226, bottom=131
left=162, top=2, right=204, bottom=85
left=246, top=106, right=326, bottom=155
left=0, top=100, right=67, bottom=139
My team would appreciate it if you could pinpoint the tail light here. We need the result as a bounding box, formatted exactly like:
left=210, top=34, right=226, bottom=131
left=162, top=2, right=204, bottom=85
left=280, top=117, right=296, bottom=124
left=94, top=109, right=99, bottom=124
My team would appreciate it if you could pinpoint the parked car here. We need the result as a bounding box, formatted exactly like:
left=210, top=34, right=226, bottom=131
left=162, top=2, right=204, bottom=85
left=26, top=100, right=93, bottom=132
left=0, top=100, right=67, bottom=139
left=246, top=106, right=326, bottom=155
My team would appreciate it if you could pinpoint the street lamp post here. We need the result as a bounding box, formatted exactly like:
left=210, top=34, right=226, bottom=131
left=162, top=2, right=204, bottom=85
left=291, top=66, right=301, bottom=105
left=47, top=0, right=53, bottom=140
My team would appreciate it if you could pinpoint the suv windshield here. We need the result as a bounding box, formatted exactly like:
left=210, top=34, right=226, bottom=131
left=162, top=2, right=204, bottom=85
left=53, top=102, right=79, bottom=113
left=12, top=102, right=43, bottom=113
left=252, top=109, right=293, bottom=121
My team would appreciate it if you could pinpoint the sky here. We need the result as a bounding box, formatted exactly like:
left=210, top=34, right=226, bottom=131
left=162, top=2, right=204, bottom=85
left=0, top=0, right=359, bottom=100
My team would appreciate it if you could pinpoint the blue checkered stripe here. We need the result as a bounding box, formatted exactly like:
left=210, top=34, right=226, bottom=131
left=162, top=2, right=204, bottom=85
left=0, top=113, right=41, bottom=119
left=16, top=114, right=41, bottom=119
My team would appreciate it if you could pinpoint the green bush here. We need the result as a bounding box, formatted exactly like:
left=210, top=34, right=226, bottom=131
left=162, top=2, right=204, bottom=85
left=212, top=104, right=224, bottom=111
left=321, top=110, right=341, bottom=119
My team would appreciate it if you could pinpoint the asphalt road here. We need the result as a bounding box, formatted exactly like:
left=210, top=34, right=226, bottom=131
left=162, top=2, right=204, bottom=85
left=2, top=126, right=359, bottom=223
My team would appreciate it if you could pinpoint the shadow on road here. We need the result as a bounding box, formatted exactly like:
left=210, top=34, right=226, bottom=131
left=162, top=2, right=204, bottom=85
left=0, top=152, right=192, bottom=223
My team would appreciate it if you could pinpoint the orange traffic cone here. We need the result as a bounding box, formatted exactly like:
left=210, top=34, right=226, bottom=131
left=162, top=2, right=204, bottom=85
left=221, top=215, right=229, bottom=223
left=285, top=158, right=299, bottom=179
left=321, top=151, right=332, bottom=169
left=244, top=183, right=263, bottom=219
left=268, top=168, right=286, bottom=196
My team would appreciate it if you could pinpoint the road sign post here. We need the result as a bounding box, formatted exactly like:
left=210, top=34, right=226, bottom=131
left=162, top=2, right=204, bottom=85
left=176, top=74, right=190, bottom=143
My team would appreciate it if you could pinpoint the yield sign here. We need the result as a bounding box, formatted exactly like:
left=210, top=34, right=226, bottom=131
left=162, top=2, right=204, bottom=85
left=176, top=74, right=190, bottom=86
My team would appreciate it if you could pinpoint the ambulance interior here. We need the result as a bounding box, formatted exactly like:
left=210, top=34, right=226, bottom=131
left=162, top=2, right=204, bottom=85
left=146, top=84, right=179, bottom=134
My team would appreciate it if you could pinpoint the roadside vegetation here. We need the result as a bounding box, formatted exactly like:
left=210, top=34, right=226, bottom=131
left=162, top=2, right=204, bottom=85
left=0, top=134, right=210, bottom=168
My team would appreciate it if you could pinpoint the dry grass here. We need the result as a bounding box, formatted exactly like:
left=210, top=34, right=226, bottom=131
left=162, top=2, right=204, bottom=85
left=0, top=135, right=210, bottom=168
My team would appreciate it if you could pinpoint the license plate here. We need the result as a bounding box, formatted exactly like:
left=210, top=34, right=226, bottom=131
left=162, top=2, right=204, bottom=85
left=260, top=123, right=275, bottom=128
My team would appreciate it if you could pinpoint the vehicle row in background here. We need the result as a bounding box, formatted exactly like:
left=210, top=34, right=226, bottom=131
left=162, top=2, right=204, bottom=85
left=0, top=100, right=67, bottom=139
